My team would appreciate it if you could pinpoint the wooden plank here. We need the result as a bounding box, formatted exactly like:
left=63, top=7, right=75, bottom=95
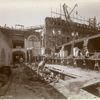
left=58, top=33, right=100, bottom=48
left=45, top=64, right=81, bottom=78
left=82, top=77, right=100, bottom=88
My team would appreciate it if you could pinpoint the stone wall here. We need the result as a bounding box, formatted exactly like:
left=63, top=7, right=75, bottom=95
left=45, top=17, right=69, bottom=49
left=0, top=30, right=11, bottom=66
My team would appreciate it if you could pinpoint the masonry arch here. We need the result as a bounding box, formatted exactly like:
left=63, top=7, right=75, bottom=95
left=26, top=34, right=41, bottom=63
left=27, top=35, right=39, bottom=42
left=27, top=34, right=40, bottom=49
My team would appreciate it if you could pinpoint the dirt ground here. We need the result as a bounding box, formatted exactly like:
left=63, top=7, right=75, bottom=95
left=0, top=64, right=66, bottom=99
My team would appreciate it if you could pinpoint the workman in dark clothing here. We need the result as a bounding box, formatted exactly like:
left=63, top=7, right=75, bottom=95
left=37, top=57, right=46, bottom=75
left=19, top=57, right=24, bottom=64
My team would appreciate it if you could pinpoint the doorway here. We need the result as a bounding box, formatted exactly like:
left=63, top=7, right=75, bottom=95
left=12, top=51, right=25, bottom=64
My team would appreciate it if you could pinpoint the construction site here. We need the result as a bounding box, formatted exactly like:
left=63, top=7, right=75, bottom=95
left=0, top=1, right=100, bottom=99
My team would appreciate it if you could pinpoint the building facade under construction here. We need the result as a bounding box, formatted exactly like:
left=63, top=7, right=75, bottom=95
left=0, top=3, right=100, bottom=99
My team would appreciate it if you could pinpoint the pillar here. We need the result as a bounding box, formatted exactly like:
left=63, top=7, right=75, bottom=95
left=24, top=38, right=27, bottom=62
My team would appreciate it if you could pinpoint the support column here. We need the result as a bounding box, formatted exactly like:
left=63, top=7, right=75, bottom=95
left=24, top=38, right=27, bottom=62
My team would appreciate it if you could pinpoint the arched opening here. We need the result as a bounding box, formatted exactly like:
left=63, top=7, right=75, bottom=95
left=12, top=51, right=25, bottom=64
left=27, top=35, right=39, bottom=42
left=26, top=35, right=41, bottom=63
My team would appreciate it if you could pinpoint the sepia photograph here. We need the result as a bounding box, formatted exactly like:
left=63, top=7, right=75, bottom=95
left=0, top=0, right=100, bottom=99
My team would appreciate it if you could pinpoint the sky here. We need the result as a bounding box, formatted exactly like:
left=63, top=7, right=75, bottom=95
left=0, top=0, right=100, bottom=28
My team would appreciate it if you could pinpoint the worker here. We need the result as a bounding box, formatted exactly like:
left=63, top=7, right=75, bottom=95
left=83, top=46, right=89, bottom=58
left=94, top=60, right=99, bottom=70
left=85, top=48, right=89, bottom=58
left=37, top=57, right=46, bottom=75
left=19, top=57, right=24, bottom=64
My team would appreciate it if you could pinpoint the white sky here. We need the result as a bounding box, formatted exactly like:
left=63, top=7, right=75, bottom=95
left=0, top=0, right=100, bottom=27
